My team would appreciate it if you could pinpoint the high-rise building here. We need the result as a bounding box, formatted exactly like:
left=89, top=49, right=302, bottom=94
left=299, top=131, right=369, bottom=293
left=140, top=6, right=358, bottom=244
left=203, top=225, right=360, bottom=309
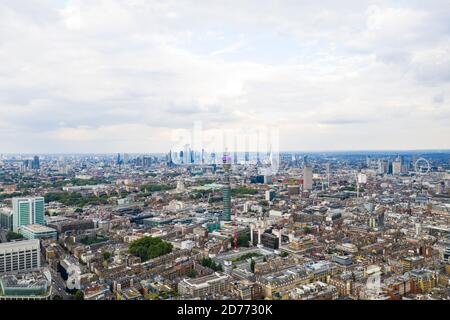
left=143, top=156, right=152, bottom=167
left=265, top=190, right=276, bottom=201
left=31, top=156, right=40, bottom=170
left=12, top=197, right=45, bottom=232
left=326, top=163, right=331, bottom=188
left=0, top=209, right=13, bottom=231
left=444, top=247, right=450, bottom=262
left=303, top=165, right=313, bottom=190
left=222, top=153, right=232, bottom=221
left=179, top=150, right=184, bottom=164
left=184, top=144, right=190, bottom=164
left=377, top=159, right=388, bottom=174
left=0, top=239, right=41, bottom=273
left=392, top=160, right=402, bottom=175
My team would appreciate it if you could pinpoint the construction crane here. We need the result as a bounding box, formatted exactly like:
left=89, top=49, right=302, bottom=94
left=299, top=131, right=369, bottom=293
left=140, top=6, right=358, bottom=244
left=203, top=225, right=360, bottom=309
left=234, top=206, right=237, bottom=251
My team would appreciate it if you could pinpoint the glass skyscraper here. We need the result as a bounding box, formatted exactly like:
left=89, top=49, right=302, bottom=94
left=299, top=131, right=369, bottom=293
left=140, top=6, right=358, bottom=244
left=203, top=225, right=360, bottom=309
left=12, top=197, right=45, bottom=232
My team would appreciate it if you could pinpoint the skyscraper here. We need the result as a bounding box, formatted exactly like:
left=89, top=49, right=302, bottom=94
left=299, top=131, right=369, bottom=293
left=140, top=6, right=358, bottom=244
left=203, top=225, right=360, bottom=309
left=167, top=150, right=174, bottom=167
left=303, top=165, right=313, bottom=190
left=222, top=153, right=232, bottom=221
left=12, top=197, right=45, bottom=232
left=377, top=159, right=388, bottom=174
left=31, top=155, right=40, bottom=170
left=392, top=160, right=402, bottom=175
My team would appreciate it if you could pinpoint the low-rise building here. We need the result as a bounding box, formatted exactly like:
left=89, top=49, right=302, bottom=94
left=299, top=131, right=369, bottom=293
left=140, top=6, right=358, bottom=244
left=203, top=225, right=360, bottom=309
left=178, top=272, right=230, bottom=298
left=19, top=224, right=57, bottom=240
left=0, top=270, right=51, bottom=300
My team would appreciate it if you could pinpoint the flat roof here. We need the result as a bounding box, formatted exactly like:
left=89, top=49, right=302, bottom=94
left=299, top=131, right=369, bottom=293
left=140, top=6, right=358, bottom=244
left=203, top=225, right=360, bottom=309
left=21, top=224, right=57, bottom=233
left=0, top=239, right=40, bottom=250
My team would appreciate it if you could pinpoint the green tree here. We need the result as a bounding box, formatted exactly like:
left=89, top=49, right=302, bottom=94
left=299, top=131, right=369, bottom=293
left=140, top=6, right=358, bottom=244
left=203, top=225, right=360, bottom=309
left=160, top=291, right=169, bottom=299
left=200, top=257, right=223, bottom=272
left=230, top=234, right=251, bottom=248
left=231, top=186, right=258, bottom=196
left=53, top=294, right=63, bottom=300
left=303, top=227, right=312, bottom=234
left=250, top=259, right=256, bottom=273
left=146, top=293, right=159, bottom=300
left=129, top=236, right=173, bottom=262
left=7, top=231, right=23, bottom=241
left=187, top=269, right=197, bottom=278
left=140, top=184, right=175, bottom=193
left=74, top=290, right=84, bottom=300
left=102, top=251, right=112, bottom=261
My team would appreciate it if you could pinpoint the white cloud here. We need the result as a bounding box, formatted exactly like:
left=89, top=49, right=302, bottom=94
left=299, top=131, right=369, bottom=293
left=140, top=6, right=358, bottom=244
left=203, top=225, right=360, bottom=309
left=0, top=0, right=449, bottom=153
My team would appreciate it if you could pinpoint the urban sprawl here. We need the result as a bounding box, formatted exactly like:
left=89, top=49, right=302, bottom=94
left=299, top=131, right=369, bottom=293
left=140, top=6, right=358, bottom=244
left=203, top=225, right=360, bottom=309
left=0, top=151, right=450, bottom=300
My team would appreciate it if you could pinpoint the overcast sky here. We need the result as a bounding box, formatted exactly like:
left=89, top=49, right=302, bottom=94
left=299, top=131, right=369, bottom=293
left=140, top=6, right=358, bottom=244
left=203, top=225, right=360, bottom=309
left=1, top=0, right=449, bottom=153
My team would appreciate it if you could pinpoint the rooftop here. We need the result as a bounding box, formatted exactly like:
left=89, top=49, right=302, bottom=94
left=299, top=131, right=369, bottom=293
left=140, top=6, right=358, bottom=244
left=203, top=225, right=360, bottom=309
left=21, top=224, right=57, bottom=233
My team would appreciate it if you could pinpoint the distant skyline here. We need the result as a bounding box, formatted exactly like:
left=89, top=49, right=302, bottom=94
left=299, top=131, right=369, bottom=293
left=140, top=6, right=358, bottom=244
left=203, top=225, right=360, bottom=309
left=1, top=1, right=450, bottom=153
left=2, top=148, right=450, bottom=156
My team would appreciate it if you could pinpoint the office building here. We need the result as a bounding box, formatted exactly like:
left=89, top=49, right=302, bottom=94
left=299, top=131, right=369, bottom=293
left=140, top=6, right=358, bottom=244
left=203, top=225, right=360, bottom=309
left=47, top=218, right=95, bottom=234
left=178, top=272, right=230, bottom=298
left=257, top=266, right=311, bottom=298
left=377, top=159, right=388, bottom=174
left=0, top=240, right=41, bottom=273
left=19, top=224, right=57, bottom=240
left=0, top=270, right=51, bottom=300
left=303, top=165, right=313, bottom=190
left=444, top=247, right=450, bottom=262
left=265, top=190, right=276, bottom=202
left=332, top=255, right=353, bottom=266
left=264, top=175, right=273, bottom=184
left=31, top=156, right=40, bottom=170
left=392, top=160, right=402, bottom=175
left=250, top=175, right=264, bottom=184
left=0, top=209, right=13, bottom=231
left=12, top=197, right=45, bottom=232
left=401, top=256, right=425, bottom=273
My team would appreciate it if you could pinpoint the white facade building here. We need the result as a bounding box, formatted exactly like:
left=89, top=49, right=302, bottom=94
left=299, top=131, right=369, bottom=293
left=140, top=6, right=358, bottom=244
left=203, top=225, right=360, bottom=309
left=0, top=239, right=40, bottom=273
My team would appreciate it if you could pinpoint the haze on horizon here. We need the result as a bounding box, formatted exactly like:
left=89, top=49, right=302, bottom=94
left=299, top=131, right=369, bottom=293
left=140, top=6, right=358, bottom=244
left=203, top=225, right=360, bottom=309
left=1, top=0, right=450, bottom=154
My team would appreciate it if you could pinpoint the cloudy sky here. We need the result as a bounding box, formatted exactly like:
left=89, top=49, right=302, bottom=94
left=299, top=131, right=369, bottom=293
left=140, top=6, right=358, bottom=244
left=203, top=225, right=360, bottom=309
left=1, top=0, right=450, bottom=153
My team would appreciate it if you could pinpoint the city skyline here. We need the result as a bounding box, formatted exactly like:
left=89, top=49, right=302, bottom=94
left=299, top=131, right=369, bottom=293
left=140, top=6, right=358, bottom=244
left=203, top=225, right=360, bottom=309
left=2, top=148, right=450, bottom=156
left=2, top=0, right=450, bottom=308
left=1, top=1, right=450, bottom=153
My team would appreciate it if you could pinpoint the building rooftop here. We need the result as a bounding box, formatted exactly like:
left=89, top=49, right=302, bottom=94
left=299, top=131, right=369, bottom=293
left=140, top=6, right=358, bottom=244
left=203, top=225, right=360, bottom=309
left=21, top=224, right=57, bottom=233
left=0, top=239, right=40, bottom=250
left=181, top=272, right=229, bottom=289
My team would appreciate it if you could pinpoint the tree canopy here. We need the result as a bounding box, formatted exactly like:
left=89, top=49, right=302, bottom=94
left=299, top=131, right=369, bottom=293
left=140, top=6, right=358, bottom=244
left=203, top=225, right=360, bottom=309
left=200, top=257, right=223, bottom=272
left=74, top=290, right=84, bottom=300
left=128, top=236, right=173, bottom=262
left=7, top=231, right=23, bottom=241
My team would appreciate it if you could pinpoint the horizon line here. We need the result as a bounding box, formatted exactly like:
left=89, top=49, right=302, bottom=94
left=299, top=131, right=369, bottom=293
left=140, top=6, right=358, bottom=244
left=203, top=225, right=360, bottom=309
left=2, top=148, right=450, bottom=155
